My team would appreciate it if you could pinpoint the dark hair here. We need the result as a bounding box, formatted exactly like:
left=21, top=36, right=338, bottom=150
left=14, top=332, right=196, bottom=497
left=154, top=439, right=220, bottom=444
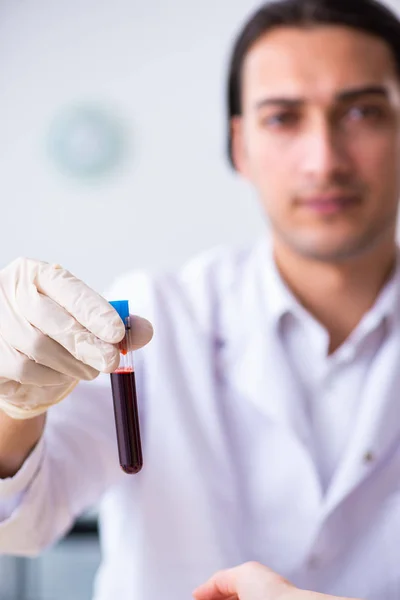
left=227, top=0, right=400, bottom=166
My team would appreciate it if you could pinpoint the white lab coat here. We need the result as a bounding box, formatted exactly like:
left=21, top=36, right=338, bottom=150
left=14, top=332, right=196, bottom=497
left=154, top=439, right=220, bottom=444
left=1, top=239, right=400, bottom=600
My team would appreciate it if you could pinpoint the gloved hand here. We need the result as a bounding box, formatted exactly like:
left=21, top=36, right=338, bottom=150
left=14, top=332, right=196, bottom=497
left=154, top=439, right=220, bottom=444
left=0, top=258, right=153, bottom=420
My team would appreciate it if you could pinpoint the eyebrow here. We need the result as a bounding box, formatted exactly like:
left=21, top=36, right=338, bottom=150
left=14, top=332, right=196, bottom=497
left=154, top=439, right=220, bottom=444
left=254, top=85, right=390, bottom=110
left=337, top=85, right=389, bottom=102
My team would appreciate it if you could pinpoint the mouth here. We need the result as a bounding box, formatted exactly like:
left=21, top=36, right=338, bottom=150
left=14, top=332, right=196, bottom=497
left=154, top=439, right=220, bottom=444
left=298, top=194, right=361, bottom=215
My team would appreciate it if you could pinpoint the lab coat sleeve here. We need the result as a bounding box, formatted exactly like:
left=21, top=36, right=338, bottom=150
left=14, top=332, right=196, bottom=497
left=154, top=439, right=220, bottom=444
left=0, top=436, right=45, bottom=524
left=0, top=373, right=127, bottom=556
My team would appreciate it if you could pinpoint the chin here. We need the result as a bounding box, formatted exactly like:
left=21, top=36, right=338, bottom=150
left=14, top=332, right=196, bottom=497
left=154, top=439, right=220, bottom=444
left=288, top=236, right=375, bottom=263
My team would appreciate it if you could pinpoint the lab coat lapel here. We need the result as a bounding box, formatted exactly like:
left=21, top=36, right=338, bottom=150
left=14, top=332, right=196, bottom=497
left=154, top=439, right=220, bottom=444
left=323, top=318, right=400, bottom=516
left=222, top=319, right=312, bottom=449
left=218, top=240, right=306, bottom=438
left=219, top=239, right=316, bottom=467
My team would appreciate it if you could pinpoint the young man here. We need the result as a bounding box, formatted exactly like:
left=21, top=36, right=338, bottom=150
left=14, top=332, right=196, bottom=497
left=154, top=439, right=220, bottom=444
left=1, top=1, right=400, bottom=599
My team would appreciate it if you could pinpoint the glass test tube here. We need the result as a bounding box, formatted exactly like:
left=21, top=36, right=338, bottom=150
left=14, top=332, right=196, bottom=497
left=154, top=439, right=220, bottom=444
left=109, top=300, right=143, bottom=474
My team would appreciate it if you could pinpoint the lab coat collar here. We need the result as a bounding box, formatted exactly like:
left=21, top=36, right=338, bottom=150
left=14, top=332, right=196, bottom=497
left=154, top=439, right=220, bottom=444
left=255, top=237, right=300, bottom=330
left=256, top=237, right=400, bottom=334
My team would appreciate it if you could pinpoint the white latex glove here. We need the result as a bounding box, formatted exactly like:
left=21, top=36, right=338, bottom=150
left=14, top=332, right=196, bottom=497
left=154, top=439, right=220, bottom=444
left=0, top=258, right=153, bottom=420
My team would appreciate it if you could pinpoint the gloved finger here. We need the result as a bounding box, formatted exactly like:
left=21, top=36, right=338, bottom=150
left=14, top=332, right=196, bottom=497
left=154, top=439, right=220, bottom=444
left=0, top=338, right=81, bottom=386
left=0, top=378, right=79, bottom=420
left=126, top=315, right=154, bottom=351
left=16, top=258, right=126, bottom=344
left=18, top=287, right=121, bottom=373
left=0, top=318, right=100, bottom=381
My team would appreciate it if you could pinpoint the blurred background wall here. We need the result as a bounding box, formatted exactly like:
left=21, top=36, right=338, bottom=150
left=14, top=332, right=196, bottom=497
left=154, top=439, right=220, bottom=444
left=0, top=0, right=269, bottom=295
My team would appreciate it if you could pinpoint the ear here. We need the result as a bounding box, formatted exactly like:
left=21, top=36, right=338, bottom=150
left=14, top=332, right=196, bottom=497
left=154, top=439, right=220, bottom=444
left=231, top=116, right=250, bottom=179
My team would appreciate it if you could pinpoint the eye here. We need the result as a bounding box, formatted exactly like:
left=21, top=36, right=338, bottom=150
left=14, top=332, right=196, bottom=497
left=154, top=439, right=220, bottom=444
left=261, top=111, right=300, bottom=129
left=345, top=104, right=386, bottom=123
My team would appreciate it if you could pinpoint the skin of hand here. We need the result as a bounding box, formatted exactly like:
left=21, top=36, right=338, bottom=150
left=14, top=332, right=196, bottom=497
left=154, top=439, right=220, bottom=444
left=192, top=562, right=360, bottom=600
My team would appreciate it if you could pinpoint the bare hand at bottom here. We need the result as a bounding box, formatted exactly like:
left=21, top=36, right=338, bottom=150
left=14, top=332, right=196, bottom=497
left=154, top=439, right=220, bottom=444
left=193, top=562, right=359, bottom=600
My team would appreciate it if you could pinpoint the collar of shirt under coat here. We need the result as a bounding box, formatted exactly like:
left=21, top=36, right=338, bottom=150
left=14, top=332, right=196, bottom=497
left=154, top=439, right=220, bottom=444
left=256, top=237, right=400, bottom=356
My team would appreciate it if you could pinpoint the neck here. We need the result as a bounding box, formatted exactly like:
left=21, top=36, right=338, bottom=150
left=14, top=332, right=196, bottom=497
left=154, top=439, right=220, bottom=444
left=273, top=236, right=397, bottom=354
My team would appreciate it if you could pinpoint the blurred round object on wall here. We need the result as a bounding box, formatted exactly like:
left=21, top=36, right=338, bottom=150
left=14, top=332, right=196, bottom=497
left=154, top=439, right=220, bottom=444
left=47, top=104, right=126, bottom=179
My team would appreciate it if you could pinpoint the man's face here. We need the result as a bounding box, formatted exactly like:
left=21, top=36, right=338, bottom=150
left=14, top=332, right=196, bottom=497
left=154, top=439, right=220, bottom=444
left=232, top=25, right=400, bottom=262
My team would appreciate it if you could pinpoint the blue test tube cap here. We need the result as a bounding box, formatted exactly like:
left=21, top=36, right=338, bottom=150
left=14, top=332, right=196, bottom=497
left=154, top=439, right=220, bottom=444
left=110, top=300, right=130, bottom=322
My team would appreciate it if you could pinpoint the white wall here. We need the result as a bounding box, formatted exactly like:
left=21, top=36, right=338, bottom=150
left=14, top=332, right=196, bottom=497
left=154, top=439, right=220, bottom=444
left=0, top=0, right=265, bottom=292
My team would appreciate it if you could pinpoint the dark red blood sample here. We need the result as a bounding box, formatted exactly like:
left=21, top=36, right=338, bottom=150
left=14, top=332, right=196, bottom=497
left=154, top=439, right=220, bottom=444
left=110, top=370, right=143, bottom=474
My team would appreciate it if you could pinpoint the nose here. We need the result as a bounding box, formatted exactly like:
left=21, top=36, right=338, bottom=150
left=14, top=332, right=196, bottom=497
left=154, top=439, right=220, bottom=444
left=300, top=117, right=352, bottom=183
